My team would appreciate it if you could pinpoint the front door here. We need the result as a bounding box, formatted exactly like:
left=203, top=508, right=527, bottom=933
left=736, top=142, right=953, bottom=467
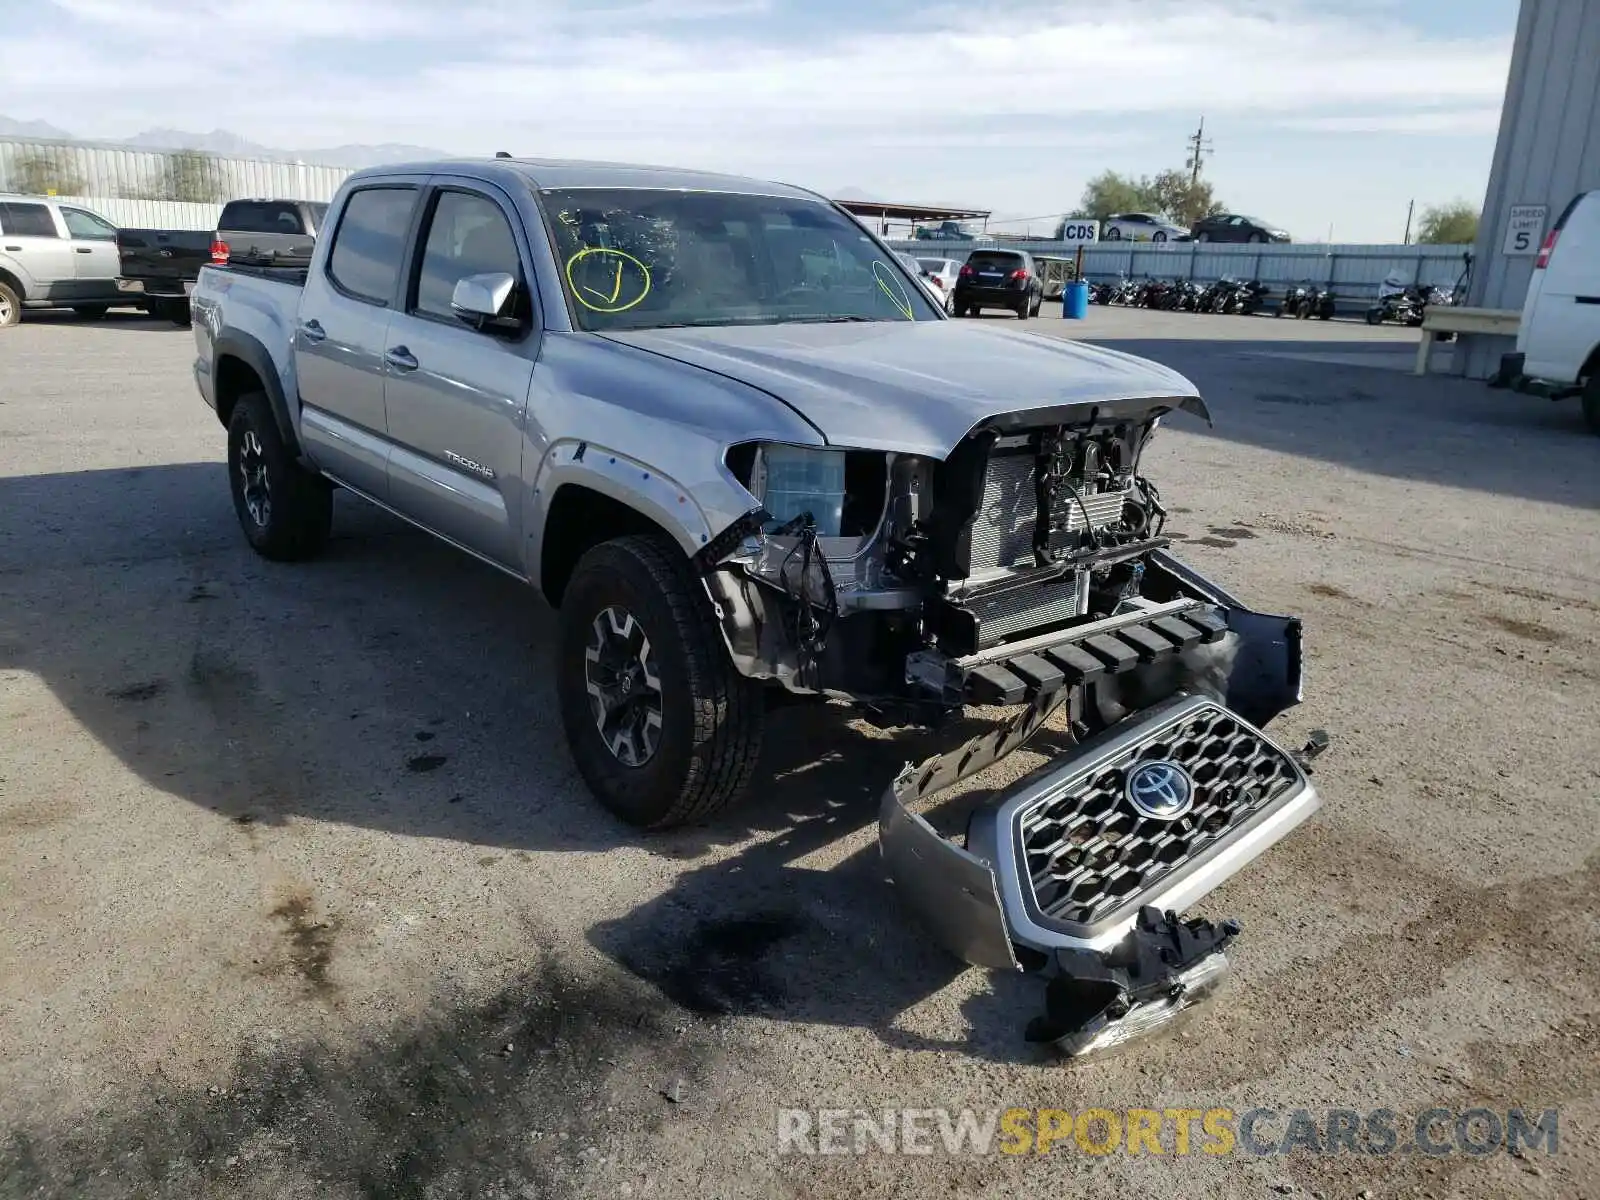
left=60, top=206, right=121, bottom=298
left=0, top=201, right=75, bottom=301
left=382, top=183, right=538, bottom=569
left=293, top=181, right=423, bottom=500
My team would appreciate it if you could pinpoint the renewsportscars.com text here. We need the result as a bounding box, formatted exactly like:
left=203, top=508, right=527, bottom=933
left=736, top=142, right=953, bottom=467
left=776, top=1106, right=1559, bottom=1158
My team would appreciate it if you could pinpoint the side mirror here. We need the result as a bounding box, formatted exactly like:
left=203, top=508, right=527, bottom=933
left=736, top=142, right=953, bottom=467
left=450, top=271, right=518, bottom=331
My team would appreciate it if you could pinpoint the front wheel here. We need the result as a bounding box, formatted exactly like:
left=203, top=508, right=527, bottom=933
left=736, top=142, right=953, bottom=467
left=1153, top=231, right=1167, bottom=243
left=1365, top=307, right=1383, bottom=326
left=227, top=391, right=333, bottom=561
left=558, top=535, right=764, bottom=829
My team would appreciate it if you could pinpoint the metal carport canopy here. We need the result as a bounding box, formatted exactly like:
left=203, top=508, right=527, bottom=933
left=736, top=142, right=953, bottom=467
left=832, top=199, right=991, bottom=221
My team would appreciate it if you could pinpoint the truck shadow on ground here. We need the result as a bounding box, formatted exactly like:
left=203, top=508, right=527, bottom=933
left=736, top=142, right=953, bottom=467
left=0, top=461, right=1067, bottom=1062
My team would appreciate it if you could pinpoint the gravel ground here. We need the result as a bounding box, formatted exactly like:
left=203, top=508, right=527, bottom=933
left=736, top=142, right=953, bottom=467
left=0, top=304, right=1596, bottom=1199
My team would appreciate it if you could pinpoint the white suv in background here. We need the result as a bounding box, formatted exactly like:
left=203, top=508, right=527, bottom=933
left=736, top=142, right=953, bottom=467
left=0, top=195, right=124, bottom=328
left=1510, top=189, right=1600, bottom=433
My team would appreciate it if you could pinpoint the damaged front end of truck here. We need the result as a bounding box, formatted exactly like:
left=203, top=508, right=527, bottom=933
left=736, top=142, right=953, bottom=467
left=697, top=390, right=1329, bottom=1058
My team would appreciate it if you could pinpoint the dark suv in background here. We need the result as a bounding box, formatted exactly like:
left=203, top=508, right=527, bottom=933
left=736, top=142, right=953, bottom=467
left=952, top=248, right=1043, bottom=318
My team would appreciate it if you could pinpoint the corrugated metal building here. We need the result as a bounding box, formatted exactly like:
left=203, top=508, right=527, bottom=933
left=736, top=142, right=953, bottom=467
left=1460, top=0, right=1600, bottom=376
left=0, top=135, right=355, bottom=230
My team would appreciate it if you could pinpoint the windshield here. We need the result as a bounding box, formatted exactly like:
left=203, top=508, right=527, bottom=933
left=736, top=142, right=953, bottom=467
left=537, top=187, right=941, bottom=330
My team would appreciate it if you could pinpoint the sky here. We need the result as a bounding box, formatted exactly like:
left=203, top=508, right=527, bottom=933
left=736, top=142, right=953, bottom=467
left=0, top=0, right=1521, bottom=242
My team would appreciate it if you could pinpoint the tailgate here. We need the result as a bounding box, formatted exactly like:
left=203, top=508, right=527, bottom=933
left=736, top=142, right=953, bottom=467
left=115, top=229, right=212, bottom=282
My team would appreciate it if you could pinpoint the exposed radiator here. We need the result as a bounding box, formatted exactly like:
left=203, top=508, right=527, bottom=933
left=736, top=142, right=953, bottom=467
left=968, top=452, right=1129, bottom=573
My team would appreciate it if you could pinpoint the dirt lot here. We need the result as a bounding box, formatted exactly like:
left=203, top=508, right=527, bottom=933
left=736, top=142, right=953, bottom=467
left=1, top=305, right=1596, bottom=1199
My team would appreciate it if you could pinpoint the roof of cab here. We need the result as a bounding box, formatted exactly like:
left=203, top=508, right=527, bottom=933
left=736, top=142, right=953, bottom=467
left=345, top=156, right=825, bottom=202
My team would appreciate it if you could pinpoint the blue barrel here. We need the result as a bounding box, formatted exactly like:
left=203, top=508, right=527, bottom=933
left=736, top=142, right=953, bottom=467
left=1062, top=279, right=1089, bottom=320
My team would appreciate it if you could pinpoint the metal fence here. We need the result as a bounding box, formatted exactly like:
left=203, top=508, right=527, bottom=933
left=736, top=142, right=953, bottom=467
left=0, top=136, right=353, bottom=208
left=890, top=239, right=1476, bottom=308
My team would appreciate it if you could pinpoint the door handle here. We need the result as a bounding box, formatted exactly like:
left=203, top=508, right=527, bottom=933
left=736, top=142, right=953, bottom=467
left=75, top=246, right=94, bottom=254
left=386, top=346, right=419, bottom=372
left=3, top=245, right=20, bottom=251
left=299, top=319, right=326, bottom=343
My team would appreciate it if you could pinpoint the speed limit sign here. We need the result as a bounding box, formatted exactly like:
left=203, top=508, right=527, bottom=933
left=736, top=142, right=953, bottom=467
left=1502, top=204, right=1547, bottom=256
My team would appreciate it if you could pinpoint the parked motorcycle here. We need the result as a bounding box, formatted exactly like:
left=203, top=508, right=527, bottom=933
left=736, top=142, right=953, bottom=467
left=1279, top=282, right=1335, bottom=320
left=1366, top=274, right=1445, bottom=327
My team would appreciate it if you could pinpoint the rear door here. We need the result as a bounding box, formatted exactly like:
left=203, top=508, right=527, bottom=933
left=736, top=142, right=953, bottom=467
left=381, top=179, right=539, bottom=567
left=60, top=206, right=120, bottom=296
left=294, top=179, right=424, bottom=500
left=1521, top=192, right=1600, bottom=382
left=0, top=201, right=75, bottom=299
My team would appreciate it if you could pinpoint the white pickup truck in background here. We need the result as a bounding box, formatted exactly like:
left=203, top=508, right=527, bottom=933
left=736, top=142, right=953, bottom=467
left=1505, top=188, right=1600, bottom=434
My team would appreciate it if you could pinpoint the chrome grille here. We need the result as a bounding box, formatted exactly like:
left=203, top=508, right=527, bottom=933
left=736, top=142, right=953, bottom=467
left=969, top=452, right=1129, bottom=572
left=1019, top=702, right=1303, bottom=928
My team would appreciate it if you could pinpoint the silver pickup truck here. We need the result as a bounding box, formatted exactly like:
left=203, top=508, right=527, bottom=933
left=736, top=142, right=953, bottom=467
left=191, top=157, right=1328, bottom=1055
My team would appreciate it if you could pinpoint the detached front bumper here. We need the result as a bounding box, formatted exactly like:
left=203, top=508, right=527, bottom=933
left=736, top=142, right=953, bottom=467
left=879, top=579, right=1324, bottom=1057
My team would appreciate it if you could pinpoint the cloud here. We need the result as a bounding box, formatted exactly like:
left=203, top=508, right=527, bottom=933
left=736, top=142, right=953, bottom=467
left=2, top=0, right=1511, bottom=238
left=1273, top=108, right=1505, bottom=135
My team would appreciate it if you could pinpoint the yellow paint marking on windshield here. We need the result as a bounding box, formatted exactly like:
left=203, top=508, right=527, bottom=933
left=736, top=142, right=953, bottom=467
left=566, top=247, right=652, bottom=313
left=872, top=261, right=915, bottom=319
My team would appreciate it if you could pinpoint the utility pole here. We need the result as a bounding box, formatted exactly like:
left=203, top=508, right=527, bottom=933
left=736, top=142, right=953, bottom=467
left=1402, top=199, right=1414, bottom=245
left=1185, top=117, right=1214, bottom=186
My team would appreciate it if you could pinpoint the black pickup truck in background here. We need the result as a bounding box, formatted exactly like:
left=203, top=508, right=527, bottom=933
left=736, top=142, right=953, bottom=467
left=115, top=198, right=328, bottom=325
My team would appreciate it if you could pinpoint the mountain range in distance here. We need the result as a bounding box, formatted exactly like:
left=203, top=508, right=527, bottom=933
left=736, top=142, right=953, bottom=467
left=0, top=114, right=442, bottom=170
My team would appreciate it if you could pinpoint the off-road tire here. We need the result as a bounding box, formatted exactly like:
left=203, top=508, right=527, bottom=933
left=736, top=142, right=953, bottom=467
left=0, top=279, right=21, bottom=328
left=226, top=391, right=332, bottom=561
left=558, top=535, right=764, bottom=829
left=1582, top=374, right=1600, bottom=436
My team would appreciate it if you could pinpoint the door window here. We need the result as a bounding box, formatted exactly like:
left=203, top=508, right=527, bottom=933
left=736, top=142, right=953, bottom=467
left=412, top=191, right=522, bottom=320
left=0, top=202, right=57, bottom=238
left=60, top=207, right=117, bottom=240
left=325, top=187, right=416, bottom=305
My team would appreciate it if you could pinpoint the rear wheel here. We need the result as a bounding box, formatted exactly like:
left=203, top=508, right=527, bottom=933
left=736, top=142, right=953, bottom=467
left=73, top=304, right=109, bottom=321
left=154, top=298, right=191, bottom=327
left=1153, top=231, right=1167, bottom=243
left=557, top=535, right=764, bottom=829
left=1581, top=374, right=1600, bottom=436
left=1016, top=296, right=1030, bottom=319
left=1105, top=227, right=1122, bottom=241
left=227, top=391, right=333, bottom=561
left=0, top=279, right=20, bottom=329
left=1196, top=232, right=1210, bottom=243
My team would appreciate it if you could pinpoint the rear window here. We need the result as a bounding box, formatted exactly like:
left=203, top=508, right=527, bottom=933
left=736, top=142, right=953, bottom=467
left=326, top=187, right=417, bottom=305
left=221, top=200, right=308, bottom=234
left=965, top=251, right=1023, bottom=270
left=1549, top=191, right=1591, bottom=234
left=917, top=258, right=946, bottom=273
left=0, top=202, right=57, bottom=238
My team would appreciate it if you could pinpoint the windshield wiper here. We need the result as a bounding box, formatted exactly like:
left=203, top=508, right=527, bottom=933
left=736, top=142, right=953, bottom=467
left=783, top=315, right=885, bottom=324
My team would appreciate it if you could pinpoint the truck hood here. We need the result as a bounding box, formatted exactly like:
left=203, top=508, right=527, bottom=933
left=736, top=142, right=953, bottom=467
left=596, top=320, right=1208, bottom=459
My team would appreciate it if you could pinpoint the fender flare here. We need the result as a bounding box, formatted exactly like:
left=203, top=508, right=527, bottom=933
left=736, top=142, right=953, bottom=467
left=213, top=330, right=300, bottom=457
left=526, top=440, right=722, bottom=591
